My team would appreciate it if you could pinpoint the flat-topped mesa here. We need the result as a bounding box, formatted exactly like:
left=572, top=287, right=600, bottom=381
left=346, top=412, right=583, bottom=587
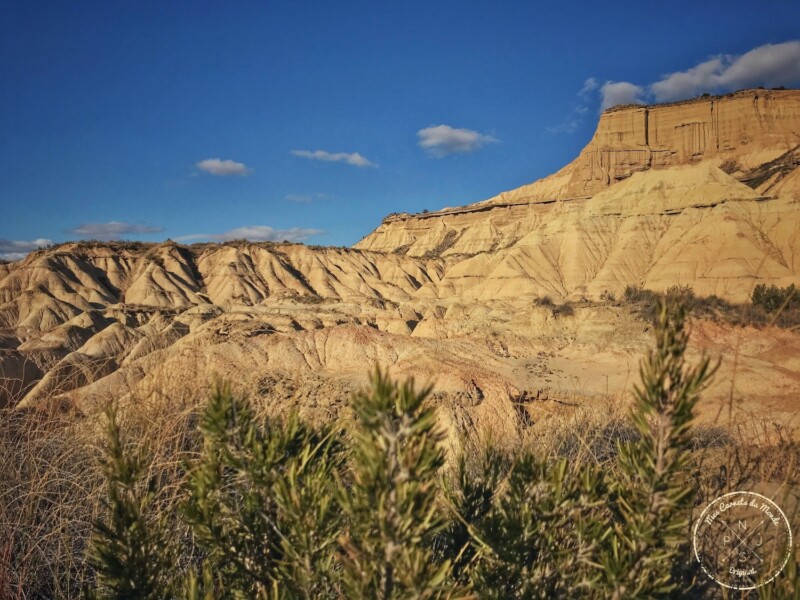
left=577, top=89, right=799, bottom=190
left=356, top=88, right=800, bottom=255
left=478, top=88, right=800, bottom=206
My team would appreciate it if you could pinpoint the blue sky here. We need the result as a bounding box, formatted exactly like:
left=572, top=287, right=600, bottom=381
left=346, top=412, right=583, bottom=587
left=2, top=0, right=800, bottom=259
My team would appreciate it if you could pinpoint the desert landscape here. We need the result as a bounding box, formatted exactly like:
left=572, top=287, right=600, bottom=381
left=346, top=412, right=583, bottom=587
left=4, top=88, right=800, bottom=597
left=4, top=3, right=800, bottom=596
left=3, top=89, right=800, bottom=443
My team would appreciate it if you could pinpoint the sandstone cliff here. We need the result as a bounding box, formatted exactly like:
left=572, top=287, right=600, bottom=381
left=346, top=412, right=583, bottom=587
left=493, top=88, right=799, bottom=204
left=356, top=89, right=800, bottom=300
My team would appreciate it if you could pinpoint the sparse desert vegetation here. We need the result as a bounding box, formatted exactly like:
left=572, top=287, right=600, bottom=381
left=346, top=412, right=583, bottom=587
left=1, top=303, right=799, bottom=598
left=623, top=283, right=800, bottom=329
left=5, top=0, right=800, bottom=595
left=2, top=89, right=800, bottom=598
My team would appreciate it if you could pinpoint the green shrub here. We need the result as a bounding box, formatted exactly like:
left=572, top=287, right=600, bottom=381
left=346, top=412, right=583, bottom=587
left=624, top=284, right=659, bottom=306
left=600, top=289, right=616, bottom=302
left=623, top=285, right=639, bottom=301
left=624, top=284, right=800, bottom=329
left=752, top=283, right=800, bottom=312
left=719, top=158, right=742, bottom=174
left=664, top=284, right=695, bottom=305
left=337, top=369, right=463, bottom=598
left=87, top=403, right=175, bottom=599
left=552, top=302, right=574, bottom=317
left=87, top=304, right=800, bottom=598
left=181, top=384, right=344, bottom=598
left=440, top=302, right=716, bottom=598
left=602, top=302, right=715, bottom=597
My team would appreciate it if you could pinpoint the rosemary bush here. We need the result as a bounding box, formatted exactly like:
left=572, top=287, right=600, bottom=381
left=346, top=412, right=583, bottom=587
left=88, top=302, right=799, bottom=599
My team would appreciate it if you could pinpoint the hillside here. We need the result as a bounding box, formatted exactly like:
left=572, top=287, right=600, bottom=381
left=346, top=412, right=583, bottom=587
left=2, top=89, right=800, bottom=442
left=357, top=89, right=800, bottom=300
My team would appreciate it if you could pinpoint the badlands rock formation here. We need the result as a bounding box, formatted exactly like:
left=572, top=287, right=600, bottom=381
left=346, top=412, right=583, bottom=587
left=2, top=89, right=800, bottom=442
left=358, top=89, right=800, bottom=300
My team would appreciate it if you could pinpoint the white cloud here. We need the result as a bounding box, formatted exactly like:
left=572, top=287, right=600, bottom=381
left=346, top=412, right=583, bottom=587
left=650, top=57, right=725, bottom=102
left=600, top=81, right=646, bottom=110
left=585, top=41, right=800, bottom=113
left=175, top=226, right=324, bottom=244
left=291, top=150, right=375, bottom=168
left=196, top=158, right=252, bottom=176
left=580, top=77, right=599, bottom=96
left=417, top=125, right=498, bottom=157
left=591, top=40, right=800, bottom=109
left=220, top=226, right=323, bottom=242
left=67, top=221, right=163, bottom=240
left=720, top=41, right=800, bottom=87
left=547, top=82, right=596, bottom=134
left=0, top=238, right=53, bottom=261
left=651, top=41, right=800, bottom=101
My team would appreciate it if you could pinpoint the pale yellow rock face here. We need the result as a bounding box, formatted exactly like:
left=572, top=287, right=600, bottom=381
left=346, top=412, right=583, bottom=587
left=356, top=89, right=800, bottom=302
left=3, top=89, right=800, bottom=443
left=1, top=238, right=799, bottom=441
left=490, top=87, right=800, bottom=202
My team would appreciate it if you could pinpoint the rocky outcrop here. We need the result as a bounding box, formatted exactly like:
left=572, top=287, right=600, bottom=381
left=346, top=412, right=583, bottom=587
left=356, top=90, right=800, bottom=299
left=4, top=90, right=800, bottom=441
left=488, top=88, right=800, bottom=204
left=3, top=236, right=799, bottom=440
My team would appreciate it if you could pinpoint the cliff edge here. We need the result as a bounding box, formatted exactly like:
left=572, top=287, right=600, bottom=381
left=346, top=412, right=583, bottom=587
left=354, top=90, right=800, bottom=301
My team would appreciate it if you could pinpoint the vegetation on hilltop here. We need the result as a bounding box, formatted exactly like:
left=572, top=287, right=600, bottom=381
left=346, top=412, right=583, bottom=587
left=603, top=87, right=798, bottom=114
